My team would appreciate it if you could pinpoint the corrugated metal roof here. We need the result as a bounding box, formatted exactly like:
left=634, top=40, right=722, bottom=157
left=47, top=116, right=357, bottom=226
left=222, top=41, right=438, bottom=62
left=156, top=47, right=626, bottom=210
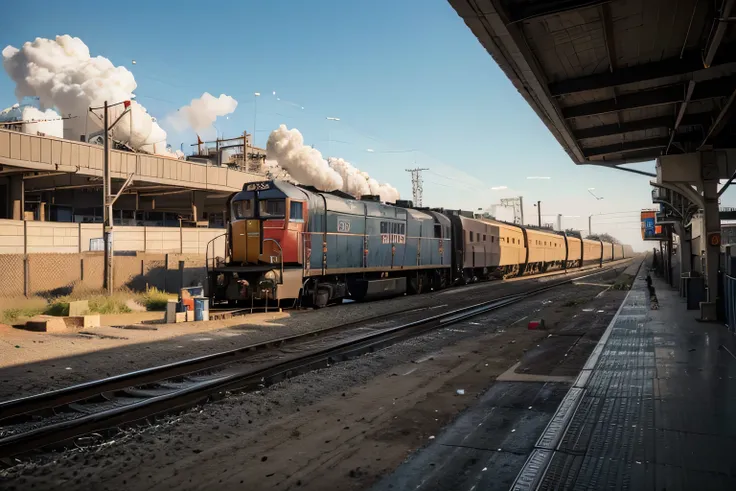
left=449, top=0, right=736, bottom=165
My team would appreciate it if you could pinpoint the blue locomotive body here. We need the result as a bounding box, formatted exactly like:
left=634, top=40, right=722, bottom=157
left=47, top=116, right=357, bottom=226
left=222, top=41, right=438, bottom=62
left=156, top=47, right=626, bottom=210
left=211, top=180, right=633, bottom=307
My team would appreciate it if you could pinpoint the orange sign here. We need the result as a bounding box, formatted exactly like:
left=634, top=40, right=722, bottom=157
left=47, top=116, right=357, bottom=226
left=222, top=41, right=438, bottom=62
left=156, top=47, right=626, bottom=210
left=708, top=232, right=721, bottom=247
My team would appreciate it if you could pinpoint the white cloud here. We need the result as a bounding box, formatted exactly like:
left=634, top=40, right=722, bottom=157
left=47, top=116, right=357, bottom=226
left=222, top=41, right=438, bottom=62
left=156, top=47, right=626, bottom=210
left=491, top=185, right=508, bottom=191
left=170, top=92, right=238, bottom=132
left=527, top=176, right=551, bottom=180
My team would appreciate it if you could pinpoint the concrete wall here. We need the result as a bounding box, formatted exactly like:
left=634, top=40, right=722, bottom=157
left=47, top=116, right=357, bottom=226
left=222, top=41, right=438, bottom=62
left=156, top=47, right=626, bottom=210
left=0, top=220, right=226, bottom=297
left=0, top=220, right=226, bottom=254
left=0, top=252, right=208, bottom=298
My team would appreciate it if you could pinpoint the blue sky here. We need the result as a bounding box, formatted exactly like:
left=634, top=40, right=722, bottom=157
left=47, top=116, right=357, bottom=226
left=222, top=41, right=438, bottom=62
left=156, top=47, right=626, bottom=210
left=1, top=0, right=720, bottom=250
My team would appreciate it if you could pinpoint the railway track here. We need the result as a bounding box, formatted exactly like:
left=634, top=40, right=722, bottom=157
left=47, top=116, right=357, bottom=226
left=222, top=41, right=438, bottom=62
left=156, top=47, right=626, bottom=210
left=0, top=261, right=631, bottom=460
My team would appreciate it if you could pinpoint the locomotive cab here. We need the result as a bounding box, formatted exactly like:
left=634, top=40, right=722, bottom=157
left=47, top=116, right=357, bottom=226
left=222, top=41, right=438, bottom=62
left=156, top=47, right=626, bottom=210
left=212, top=181, right=308, bottom=304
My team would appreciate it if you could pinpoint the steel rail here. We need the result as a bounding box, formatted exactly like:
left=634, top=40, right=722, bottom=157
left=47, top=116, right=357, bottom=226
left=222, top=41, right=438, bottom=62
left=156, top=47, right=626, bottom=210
left=0, top=260, right=626, bottom=423
left=0, top=262, right=630, bottom=458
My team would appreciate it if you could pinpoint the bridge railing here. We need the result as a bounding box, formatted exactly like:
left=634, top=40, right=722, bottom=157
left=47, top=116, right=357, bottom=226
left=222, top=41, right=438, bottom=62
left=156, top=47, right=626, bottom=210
left=0, top=129, right=261, bottom=191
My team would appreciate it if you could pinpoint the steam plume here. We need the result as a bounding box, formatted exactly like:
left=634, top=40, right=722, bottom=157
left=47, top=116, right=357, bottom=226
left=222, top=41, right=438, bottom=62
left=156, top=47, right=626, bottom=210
left=266, top=125, right=343, bottom=191
left=2, top=35, right=175, bottom=156
left=170, top=92, right=237, bottom=132
left=328, top=157, right=400, bottom=203
left=266, top=124, right=400, bottom=202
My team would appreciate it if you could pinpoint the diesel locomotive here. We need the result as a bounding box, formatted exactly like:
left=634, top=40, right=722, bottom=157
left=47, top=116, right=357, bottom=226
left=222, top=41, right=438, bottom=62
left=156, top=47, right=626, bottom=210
left=207, top=180, right=633, bottom=307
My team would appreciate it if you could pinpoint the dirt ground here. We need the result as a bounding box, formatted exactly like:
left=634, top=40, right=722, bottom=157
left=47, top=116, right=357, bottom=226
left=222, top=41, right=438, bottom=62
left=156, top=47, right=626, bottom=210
left=0, top=260, right=640, bottom=491
left=0, top=261, right=631, bottom=401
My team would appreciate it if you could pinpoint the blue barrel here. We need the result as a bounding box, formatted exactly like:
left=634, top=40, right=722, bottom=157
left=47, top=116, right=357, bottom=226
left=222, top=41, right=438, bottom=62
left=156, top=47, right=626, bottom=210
left=193, top=297, right=209, bottom=321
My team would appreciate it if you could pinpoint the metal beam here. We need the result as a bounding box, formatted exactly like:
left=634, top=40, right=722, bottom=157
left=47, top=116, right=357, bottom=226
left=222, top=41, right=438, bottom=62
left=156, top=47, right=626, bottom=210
left=665, top=80, right=696, bottom=154
left=704, top=0, right=736, bottom=68
left=563, top=78, right=735, bottom=119
left=584, top=137, right=670, bottom=157
left=574, top=113, right=711, bottom=139
left=549, top=44, right=736, bottom=96
left=717, top=166, right=736, bottom=198
left=587, top=161, right=657, bottom=177
left=574, top=116, right=672, bottom=139
left=700, top=85, right=736, bottom=148
left=564, top=85, right=683, bottom=119
left=504, top=0, right=610, bottom=23
left=599, top=3, right=616, bottom=73
left=110, top=173, right=135, bottom=206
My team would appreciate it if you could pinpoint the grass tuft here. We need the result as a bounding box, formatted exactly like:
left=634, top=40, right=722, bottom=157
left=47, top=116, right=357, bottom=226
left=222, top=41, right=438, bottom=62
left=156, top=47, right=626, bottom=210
left=137, top=287, right=172, bottom=311
left=87, top=296, right=132, bottom=314
left=1, top=306, right=46, bottom=324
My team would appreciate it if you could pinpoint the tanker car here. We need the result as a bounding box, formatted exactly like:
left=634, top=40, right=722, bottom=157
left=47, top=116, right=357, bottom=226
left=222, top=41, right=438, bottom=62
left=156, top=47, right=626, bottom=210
left=207, top=180, right=633, bottom=307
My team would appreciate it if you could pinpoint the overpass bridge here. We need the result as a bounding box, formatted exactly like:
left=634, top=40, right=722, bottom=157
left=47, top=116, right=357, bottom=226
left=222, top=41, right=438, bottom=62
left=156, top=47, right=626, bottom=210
left=0, top=129, right=263, bottom=224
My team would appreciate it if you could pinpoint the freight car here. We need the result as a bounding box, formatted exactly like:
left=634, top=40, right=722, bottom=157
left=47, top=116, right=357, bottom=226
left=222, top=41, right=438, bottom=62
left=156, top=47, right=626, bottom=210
left=207, top=180, right=633, bottom=307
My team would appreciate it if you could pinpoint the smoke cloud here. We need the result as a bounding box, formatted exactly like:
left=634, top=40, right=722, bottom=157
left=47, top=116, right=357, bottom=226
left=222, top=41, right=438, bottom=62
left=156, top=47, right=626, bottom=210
left=170, top=92, right=238, bottom=132
left=1, top=35, right=177, bottom=156
left=266, top=125, right=400, bottom=202
left=328, top=157, right=400, bottom=203
left=266, top=124, right=343, bottom=191
left=0, top=104, right=64, bottom=138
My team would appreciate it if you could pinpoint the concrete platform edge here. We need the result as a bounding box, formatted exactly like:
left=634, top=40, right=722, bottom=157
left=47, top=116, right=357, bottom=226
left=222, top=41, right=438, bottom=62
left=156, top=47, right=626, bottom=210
left=509, top=256, right=647, bottom=491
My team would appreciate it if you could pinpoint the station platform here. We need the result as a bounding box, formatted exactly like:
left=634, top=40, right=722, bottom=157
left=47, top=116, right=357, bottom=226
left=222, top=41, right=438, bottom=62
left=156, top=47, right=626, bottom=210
left=520, top=269, right=736, bottom=489
left=374, top=260, right=736, bottom=490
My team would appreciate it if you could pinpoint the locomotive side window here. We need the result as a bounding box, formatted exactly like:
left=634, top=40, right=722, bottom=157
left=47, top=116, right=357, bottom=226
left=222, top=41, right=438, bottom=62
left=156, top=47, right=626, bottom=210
left=290, top=202, right=304, bottom=222
left=483, top=234, right=486, bottom=242
left=259, top=200, right=285, bottom=218
left=233, top=199, right=254, bottom=219
left=434, top=223, right=442, bottom=238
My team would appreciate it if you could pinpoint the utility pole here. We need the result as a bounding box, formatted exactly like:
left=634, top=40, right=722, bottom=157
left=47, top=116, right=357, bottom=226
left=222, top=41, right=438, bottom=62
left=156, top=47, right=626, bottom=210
left=534, top=200, right=541, bottom=227
left=588, top=214, right=592, bottom=236
left=405, top=167, right=429, bottom=206
left=102, top=101, right=112, bottom=295
left=90, top=99, right=135, bottom=295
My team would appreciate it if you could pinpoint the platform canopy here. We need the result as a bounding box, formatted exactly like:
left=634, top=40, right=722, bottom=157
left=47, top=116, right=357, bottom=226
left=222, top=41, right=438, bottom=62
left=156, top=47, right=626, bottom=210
left=448, top=0, right=736, bottom=167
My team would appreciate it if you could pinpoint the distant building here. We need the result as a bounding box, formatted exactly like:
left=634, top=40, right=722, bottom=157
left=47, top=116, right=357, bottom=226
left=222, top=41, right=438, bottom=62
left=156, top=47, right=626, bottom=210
left=188, top=132, right=268, bottom=174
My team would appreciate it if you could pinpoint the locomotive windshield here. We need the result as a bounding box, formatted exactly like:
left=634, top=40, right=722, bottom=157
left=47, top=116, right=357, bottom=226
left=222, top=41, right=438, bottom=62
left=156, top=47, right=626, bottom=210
left=232, top=199, right=254, bottom=219
left=259, top=199, right=286, bottom=218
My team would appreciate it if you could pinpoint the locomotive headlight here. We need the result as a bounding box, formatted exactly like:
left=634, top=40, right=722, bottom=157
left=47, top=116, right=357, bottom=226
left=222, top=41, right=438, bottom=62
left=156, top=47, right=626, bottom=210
left=264, top=269, right=280, bottom=282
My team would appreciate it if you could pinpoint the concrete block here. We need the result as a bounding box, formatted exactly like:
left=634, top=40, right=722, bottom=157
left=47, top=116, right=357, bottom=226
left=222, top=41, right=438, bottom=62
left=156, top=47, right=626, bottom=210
left=175, top=312, right=187, bottom=323
left=68, top=300, right=89, bottom=316
left=78, top=315, right=100, bottom=328
left=185, top=310, right=194, bottom=322
left=165, top=300, right=178, bottom=323
left=24, top=316, right=69, bottom=333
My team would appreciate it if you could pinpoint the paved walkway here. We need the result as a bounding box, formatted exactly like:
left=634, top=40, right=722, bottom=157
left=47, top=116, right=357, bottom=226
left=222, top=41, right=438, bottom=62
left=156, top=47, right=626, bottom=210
left=515, top=268, right=736, bottom=489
